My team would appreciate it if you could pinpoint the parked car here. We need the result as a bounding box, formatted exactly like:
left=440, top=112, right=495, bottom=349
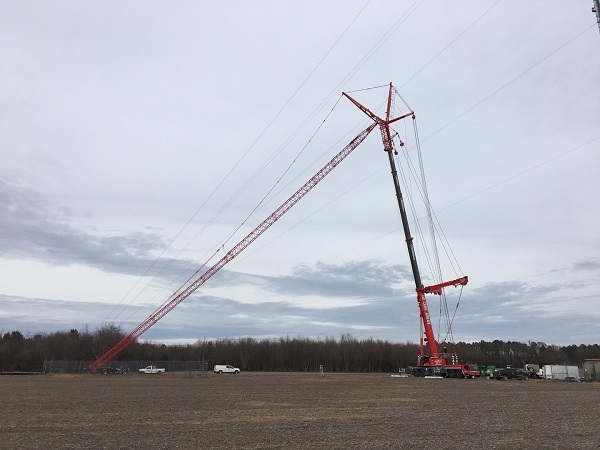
left=100, top=366, right=129, bottom=375
left=213, top=364, right=240, bottom=374
left=138, top=366, right=165, bottom=374
left=493, top=368, right=529, bottom=380
left=563, top=376, right=579, bottom=382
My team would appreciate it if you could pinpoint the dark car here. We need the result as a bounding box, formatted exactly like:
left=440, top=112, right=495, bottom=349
left=493, top=368, right=529, bottom=380
left=100, top=366, right=129, bottom=375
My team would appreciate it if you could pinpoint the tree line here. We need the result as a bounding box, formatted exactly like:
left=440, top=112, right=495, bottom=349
left=1, top=325, right=598, bottom=372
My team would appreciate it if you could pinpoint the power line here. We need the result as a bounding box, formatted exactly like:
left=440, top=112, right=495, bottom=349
left=111, top=9, right=598, bottom=336
left=398, top=0, right=503, bottom=90
left=420, top=23, right=598, bottom=145
left=434, top=135, right=600, bottom=214
left=103, top=2, right=374, bottom=326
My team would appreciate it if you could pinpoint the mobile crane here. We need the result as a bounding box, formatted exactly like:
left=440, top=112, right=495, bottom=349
left=90, top=83, right=475, bottom=375
left=343, top=84, right=478, bottom=378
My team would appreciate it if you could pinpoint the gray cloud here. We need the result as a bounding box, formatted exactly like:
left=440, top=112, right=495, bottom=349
left=452, top=281, right=599, bottom=344
left=223, top=259, right=413, bottom=299
left=0, top=284, right=420, bottom=345
left=3, top=268, right=598, bottom=346
left=1, top=2, right=598, bottom=348
left=0, top=176, right=195, bottom=279
left=2, top=174, right=598, bottom=347
left=572, top=259, right=600, bottom=272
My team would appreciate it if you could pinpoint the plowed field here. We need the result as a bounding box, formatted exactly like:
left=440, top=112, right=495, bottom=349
left=1, top=372, right=598, bottom=449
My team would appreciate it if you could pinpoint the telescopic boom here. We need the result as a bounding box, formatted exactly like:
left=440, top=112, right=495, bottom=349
left=344, top=83, right=468, bottom=366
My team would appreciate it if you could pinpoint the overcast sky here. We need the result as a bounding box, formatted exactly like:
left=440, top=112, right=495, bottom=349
left=1, top=1, right=599, bottom=349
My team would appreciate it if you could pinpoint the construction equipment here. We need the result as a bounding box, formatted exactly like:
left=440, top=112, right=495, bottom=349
left=88, top=123, right=377, bottom=373
left=344, top=83, right=476, bottom=378
left=90, top=83, right=472, bottom=374
left=479, top=365, right=496, bottom=378
left=524, top=363, right=543, bottom=379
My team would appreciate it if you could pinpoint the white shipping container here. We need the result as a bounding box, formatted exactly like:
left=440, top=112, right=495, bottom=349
left=543, top=365, right=579, bottom=380
left=553, top=366, right=568, bottom=380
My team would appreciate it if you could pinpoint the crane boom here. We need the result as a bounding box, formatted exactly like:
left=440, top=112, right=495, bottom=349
left=89, top=123, right=377, bottom=372
left=344, top=83, right=475, bottom=378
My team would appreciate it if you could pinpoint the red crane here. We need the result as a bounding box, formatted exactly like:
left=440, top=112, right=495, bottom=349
left=89, top=123, right=377, bottom=373
left=343, top=83, right=478, bottom=378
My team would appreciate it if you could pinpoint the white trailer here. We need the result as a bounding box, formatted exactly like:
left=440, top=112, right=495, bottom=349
left=542, top=365, right=579, bottom=380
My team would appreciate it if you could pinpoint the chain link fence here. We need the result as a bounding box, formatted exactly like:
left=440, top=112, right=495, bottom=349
left=43, top=360, right=209, bottom=374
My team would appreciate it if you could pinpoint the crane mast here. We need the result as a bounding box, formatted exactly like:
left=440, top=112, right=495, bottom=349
left=344, top=83, right=473, bottom=378
left=89, top=123, right=376, bottom=373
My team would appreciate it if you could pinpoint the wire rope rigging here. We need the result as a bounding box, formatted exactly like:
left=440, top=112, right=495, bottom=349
left=343, top=83, right=472, bottom=377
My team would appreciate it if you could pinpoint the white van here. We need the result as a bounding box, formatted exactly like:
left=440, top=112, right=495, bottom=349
left=213, top=364, right=240, bottom=374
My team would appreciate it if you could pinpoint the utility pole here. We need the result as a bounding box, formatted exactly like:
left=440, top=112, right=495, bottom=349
left=594, top=0, right=600, bottom=36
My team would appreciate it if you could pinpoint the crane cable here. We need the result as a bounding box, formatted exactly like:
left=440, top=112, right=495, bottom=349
left=99, top=1, right=374, bottom=327
left=219, top=96, right=344, bottom=252
left=140, top=10, right=593, bottom=336
left=397, top=0, right=503, bottom=90
left=118, top=97, right=345, bottom=326
left=159, top=0, right=502, bottom=322
left=441, top=286, right=464, bottom=344
left=416, top=117, right=459, bottom=344
left=389, top=89, right=462, bottom=346
left=411, top=116, right=455, bottom=345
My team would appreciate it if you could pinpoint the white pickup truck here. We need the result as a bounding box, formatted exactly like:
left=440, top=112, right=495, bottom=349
left=138, top=365, right=166, bottom=374
left=214, top=364, right=240, bottom=374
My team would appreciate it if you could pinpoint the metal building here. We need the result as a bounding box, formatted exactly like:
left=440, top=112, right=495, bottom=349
left=583, top=359, right=600, bottom=381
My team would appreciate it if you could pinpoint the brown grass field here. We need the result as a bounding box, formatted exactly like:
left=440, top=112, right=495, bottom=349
left=1, top=372, right=599, bottom=449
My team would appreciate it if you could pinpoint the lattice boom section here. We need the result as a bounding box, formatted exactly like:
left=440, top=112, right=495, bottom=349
left=90, top=123, right=376, bottom=372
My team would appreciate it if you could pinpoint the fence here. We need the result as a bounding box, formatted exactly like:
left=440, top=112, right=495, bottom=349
left=42, top=360, right=209, bottom=374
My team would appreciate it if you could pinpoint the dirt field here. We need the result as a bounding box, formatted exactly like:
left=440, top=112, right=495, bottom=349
left=1, top=372, right=598, bottom=449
